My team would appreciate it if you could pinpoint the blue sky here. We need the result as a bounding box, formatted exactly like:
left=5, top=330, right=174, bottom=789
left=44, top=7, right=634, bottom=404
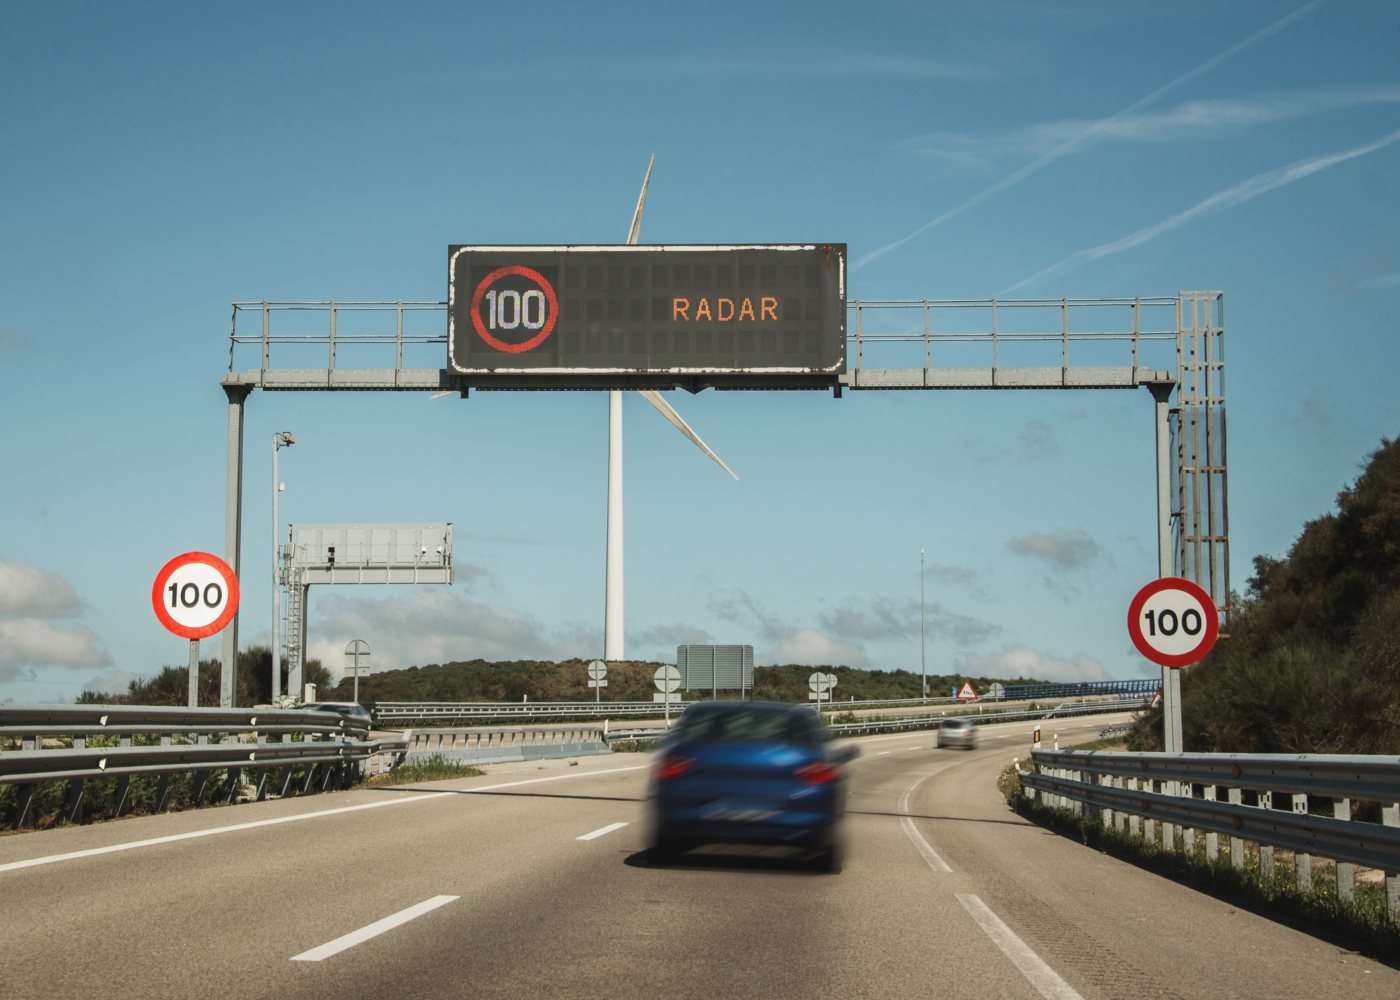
left=3, top=0, right=1398, bottom=703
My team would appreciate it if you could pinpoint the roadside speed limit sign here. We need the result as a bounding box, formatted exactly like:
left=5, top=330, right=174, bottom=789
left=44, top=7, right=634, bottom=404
left=1127, top=577, right=1218, bottom=668
left=152, top=552, right=240, bottom=640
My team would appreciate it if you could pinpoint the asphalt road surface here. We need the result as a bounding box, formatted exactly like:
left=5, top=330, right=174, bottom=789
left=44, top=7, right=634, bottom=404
left=2, top=712, right=1396, bottom=999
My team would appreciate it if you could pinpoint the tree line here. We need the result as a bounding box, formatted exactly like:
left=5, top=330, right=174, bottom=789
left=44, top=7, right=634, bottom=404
left=1131, top=435, right=1400, bottom=754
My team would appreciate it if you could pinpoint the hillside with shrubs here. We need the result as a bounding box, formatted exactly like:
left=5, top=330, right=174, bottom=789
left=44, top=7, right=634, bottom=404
left=1131, top=436, right=1400, bottom=754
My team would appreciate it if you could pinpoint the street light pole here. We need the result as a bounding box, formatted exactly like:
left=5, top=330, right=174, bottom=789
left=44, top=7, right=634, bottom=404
left=920, top=547, right=927, bottom=700
left=272, top=431, right=296, bottom=703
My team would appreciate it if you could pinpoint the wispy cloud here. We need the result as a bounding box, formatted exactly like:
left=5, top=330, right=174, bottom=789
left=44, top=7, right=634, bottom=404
left=1007, top=529, right=1102, bottom=570
left=450, top=39, right=996, bottom=85
left=1003, top=126, right=1400, bottom=293
left=901, top=86, right=1400, bottom=166
left=856, top=0, right=1330, bottom=269
left=0, top=326, right=37, bottom=354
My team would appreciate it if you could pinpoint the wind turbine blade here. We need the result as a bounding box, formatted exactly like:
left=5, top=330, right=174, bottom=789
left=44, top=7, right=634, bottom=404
left=638, top=389, right=740, bottom=481
left=626, top=154, right=656, bottom=246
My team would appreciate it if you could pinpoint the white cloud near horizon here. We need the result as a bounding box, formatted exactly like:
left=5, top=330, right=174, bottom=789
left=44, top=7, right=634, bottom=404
left=953, top=643, right=1108, bottom=684
left=304, top=589, right=595, bottom=678
left=0, top=560, right=109, bottom=681
left=1003, top=125, right=1400, bottom=293
left=0, top=559, right=83, bottom=619
left=856, top=0, right=1330, bottom=269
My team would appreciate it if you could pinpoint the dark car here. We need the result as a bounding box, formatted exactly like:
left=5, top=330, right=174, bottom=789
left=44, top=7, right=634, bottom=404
left=646, top=700, right=859, bottom=872
left=301, top=702, right=373, bottom=730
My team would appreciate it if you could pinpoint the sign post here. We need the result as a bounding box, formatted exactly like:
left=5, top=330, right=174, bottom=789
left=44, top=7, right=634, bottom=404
left=654, top=664, right=681, bottom=724
left=587, top=659, right=608, bottom=703
left=151, top=552, right=240, bottom=709
left=1127, top=576, right=1219, bottom=751
left=344, top=639, right=371, bottom=704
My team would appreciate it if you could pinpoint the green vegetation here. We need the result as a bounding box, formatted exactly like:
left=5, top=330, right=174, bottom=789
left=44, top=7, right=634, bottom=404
left=363, top=754, right=483, bottom=787
left=310, top=657, right=1029, bottom=707
left=78, top=645, right=333, bottom=708
left=1131, top=436, right=1400, bottom=754
left=0, top=765, right=241, bottom=830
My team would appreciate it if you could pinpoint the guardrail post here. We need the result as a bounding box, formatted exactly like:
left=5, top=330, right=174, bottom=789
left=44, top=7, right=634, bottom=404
left=1128, top=777, right=1141, bottom=838
left=66, top=779, right=85, bottom=824
left=1384, top=802, right=1400, bottom=918
left=1334, top=798, right=1354, bottom=903
left=1292, top=793, right=1311, bottom=891
left=1259, top=791, right=1274, bottom=877
left=1180, top=781, right=1195, bottom=857
left=1161, top=778, right=1176, bottom=851
left=1204, top=786, right=1219, bottom=861
left=1143, top=778, right=1157, bottom=845
left=15, top=784, right=37, bottom=829
left=1228, top=787, right=1244, bottom=870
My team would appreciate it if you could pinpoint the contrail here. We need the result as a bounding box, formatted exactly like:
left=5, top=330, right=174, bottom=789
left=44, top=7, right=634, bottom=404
left=1001, top=125, right=1400, bottom=294
left=853, top=0, right=1330, bottom=271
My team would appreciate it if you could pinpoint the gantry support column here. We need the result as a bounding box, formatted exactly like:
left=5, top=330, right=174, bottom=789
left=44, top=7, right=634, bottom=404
left=221, top=384, right=251, bottom=707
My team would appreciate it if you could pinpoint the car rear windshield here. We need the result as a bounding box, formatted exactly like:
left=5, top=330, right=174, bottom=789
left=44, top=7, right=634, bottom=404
left=679, top=707, right=820, bottom=746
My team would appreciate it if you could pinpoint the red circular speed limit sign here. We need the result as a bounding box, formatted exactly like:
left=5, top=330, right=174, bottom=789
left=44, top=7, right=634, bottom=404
left=470, top=265, right=559, bottom=354
left=1127, top=576, right=1218, bottom=668
left=151, top=552, right=240, bottom=640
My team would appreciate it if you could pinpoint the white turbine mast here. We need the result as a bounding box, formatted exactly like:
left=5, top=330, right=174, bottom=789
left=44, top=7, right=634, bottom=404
left=604, top=156, right=738, bottom=663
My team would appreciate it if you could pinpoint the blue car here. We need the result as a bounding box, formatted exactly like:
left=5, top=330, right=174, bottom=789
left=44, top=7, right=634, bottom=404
left=645, top=700, right=859, bottom=873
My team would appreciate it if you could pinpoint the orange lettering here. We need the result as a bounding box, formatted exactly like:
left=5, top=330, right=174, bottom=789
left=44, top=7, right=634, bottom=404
left=738, top=298, right=755, bottom=322
left=717, top=297, right=734, bottom=322
left=761, top=297, right=777, bottom=321
left=695, top=298, right=712, bottom=321
left=673, top=298, right=690, bottom=320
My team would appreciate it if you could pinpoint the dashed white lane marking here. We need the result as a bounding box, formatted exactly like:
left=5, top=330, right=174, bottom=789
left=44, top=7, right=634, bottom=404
left=0, top=763, right=651, bottom=875
left=897, top=774, right=951, bottom=872
left=878, top=751, right=893, bottom=756
left=577, top=821, right=629, bottom=841
left=291, top=895, right=459, bottom=962
left=957, top=894, right=1084, bottom=1000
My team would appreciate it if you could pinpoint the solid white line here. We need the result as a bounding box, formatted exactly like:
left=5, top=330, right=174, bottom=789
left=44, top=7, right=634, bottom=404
left=291, top=895, right=459, bottom=962
left=0, top=763, right=651, bottom=876
left=897, top=774, right=951, bottom=872
left=957, top=894, right=1084, bottom=1000
left=577, top=821, right=629, bottom=841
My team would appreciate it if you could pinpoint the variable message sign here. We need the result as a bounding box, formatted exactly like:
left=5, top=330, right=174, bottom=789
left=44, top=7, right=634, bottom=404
left=448, top=245, right=846, bottom=388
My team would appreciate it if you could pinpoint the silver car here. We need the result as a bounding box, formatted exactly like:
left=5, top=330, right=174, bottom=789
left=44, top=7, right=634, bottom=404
left=937, top=717, right=978, bottom=750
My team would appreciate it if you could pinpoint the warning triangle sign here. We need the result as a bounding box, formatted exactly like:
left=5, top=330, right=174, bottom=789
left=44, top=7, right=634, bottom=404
left=956, top=680, right=978, bottom=701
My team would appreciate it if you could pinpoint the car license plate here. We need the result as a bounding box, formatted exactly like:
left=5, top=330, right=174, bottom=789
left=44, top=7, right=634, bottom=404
left=703, top=800, right=777, bottom=822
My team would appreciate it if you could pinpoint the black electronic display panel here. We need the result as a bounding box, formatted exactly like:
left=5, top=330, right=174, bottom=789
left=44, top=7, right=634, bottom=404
left=448, top=244, right=846, bottom=387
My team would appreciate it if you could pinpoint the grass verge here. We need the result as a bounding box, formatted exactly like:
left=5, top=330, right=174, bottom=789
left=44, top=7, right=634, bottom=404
left=363, top=754, right=484, bottom=786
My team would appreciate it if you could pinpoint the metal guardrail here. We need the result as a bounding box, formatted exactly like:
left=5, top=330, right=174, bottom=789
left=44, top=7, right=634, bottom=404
left=601, top=699, right=1137, bottom=745
left=1021, top=749, right=1400, bottom=915
left=402, top=726, right=611, bottom=766
left=0, top=705, right=407, bottom=828
left=372, top=693, right=1143, bottom=726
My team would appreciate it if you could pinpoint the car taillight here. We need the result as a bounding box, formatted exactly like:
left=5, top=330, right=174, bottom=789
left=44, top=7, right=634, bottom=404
left=796, top=761, right=839, bottom=785
left=655, top=755, right=693, bottom=781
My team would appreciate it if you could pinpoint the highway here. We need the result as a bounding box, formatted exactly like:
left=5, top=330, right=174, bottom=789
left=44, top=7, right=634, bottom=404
left=2, top=712, right=1395, bottom=999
